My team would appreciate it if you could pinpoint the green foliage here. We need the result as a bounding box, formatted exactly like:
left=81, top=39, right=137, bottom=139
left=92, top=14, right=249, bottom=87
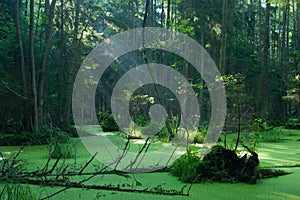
left=134, top=115, right=150, bottom=127
left=0, top=5, right=16, bottom=70
left=98, top=111, right=119, bottom=132
left=252, top=118, right=265, bottom=132
left=260, top=130, right=283, bottom=143
left=177, top=19, right=195, bottom=37
left=0, top=0, right=298, bottom=136
left=0, top=183, right=37, bottom=200
left=243, top=132, right=260, bottom=151
left=0, top=125, right=69, bottom=146
left=156, top=126, right=171, bottom=142
left=171, top=145, right=260, bottom=184
left=50, top=141, right=74, bottom=159
left=170, top=147, right=201, bottom=183
left=222, top=73, right=249, bottom=109
left=193, top=132, right=205, bottom=144
left=192, top=128, right=207, bottom=143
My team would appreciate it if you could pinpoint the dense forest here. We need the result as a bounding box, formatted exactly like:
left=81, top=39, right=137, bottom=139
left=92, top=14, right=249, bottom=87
left=1, top=0, right=300, bottom=134
left=1, top=0, right=300, bottom=199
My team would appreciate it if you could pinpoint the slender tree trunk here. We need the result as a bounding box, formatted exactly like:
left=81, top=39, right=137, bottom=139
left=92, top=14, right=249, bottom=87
left=38, top=0, right=57, bottom=124
left=24, top=0, right=28, bottom=16
left=142, top=0, right=173, bottom=139
left=15, top=0, right=29, bottom=130
left=64, top=0, right=80, bottom=123
left=242, top=0, right=246, bottom=27
left=249, top=0, right=255, bottom=44
left=35, top=0, right=42, bottom=45
left=58, top=0, right=65, bottom=120
left=297, top=2, right=300, bottom=120
left=298, top=2, right=300, bottom=50
left=264, top=0, right=270, bottom=82
left=280, top=3, right=287, bottom=66
left=166, top=0, right=171, bottom=28
left=161, top=1, right=164, bottom=27
left=15, top=0, right=27, bottom=95
left=283, top=1, right=290, bottom=120
left=234, top=103, right=241, bottom=151
left=261, top=0, right=270, bottom=115
left=149, top=0, right=154, bottom=26
left=143, top=0, right=150, bottom=27
left=220, top=0, right=228, bottom=75
left=154, top=0, right=157, bottom=25
left=29, top=0, right=38, bottom=131
left=199, top=27, right=205, bottom=124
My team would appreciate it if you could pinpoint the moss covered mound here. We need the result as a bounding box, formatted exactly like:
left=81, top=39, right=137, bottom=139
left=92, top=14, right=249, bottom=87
left=197, top=146, right=259, bottom=184
left=171, top=146, right=260, bottom=184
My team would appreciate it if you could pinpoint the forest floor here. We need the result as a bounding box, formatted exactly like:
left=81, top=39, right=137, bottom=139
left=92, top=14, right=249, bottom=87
left=1, top=128, right=300, bottom=200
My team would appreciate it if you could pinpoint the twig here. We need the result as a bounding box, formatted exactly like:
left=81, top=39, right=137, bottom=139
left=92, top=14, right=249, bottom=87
left=114, top=138, right=130, bottom=170
left=78, top=152, right=98, bottom=175
left=136, top=138, right=153, bottom=168
left=124, top=137, right=151, bottom=170
left=0, top=80, right=28, bottom=100
left=48, top=152, right=63, bottom=175
left=10, top=146, right=25, bottom=168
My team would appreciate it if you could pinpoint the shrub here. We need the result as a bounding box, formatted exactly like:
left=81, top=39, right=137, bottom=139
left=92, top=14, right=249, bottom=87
left=155, top=126, right=172, bottom=142
left=197, top=146, right=247, bottom=182
left=170, top=147, right=201, bottom=182
left=0, top=125, right=69, bottom=146
left=192, top=129, right=207, bottom=143
left=243, top=132, right=260, bottom=151
left=49, top=141, right=74, bottom=159
left=252, top=118, right=264, bottom=132
left=134, top=115, right=150, bottom=127
left=98, top=111, right=119, bottom=132
left=170, top=145, right=260, bottom=184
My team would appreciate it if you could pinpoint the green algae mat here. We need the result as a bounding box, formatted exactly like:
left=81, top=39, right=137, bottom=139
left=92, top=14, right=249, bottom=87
left=1, top=128, right=300, bottom=200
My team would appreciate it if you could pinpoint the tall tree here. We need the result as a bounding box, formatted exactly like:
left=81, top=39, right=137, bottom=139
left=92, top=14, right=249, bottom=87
left=38, top=0, right=57, bottom=123
left=29, top=0, right=38, bottom=131
left=64, top=0, right=80, bottom=123
left=261, top=0, right=271, bottom=115
left=220, top=0, right=228, bottom=75
left=15, top=0, right=29, bottom=129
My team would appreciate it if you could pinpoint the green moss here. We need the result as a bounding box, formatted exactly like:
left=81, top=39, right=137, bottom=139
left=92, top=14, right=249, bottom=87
left=1, top=127, right=300, bottom=199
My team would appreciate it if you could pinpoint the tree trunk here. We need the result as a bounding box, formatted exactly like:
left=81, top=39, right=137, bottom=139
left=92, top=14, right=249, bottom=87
left=161, top=1, right=164, bottom=27
left=200, top=27, right=205, bottom=123
left=24, top=0, right=28, bottom=16
left=38, top=0, right=57, bottom=124
left=249, top=0, right=255, bottom=44
left=261, top=0, right=270, bottom=115
left=15, top=0, right=28, bottom=98
left=166, top=0, right=171, bottom=28
left=64, top=0, right=80, bottom=123
left=29, top=0, right=38, bottom=131
left=149, top=0, right=154, bottom=26
left=15, top=0, right=29, bottom=130
left=220, top=0, right=228, bottom=75
left=58, top=0, right=65, bottom=121
left=297, top=2, right=300, bottom=120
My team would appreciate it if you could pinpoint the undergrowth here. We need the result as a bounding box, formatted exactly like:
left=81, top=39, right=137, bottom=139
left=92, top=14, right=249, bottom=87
left=0, top=183, right=37, bottom=200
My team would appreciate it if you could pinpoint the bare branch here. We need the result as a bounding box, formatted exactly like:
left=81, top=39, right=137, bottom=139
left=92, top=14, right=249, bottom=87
left=0, top=80, right=28, bottom=100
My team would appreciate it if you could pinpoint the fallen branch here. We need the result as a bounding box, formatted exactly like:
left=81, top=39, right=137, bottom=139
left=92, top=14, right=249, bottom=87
left=1, top=178, right=188, bottom=200
left=263, top=164, right=300, bottom=168
left=0, top=80, right=28, bottom=100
